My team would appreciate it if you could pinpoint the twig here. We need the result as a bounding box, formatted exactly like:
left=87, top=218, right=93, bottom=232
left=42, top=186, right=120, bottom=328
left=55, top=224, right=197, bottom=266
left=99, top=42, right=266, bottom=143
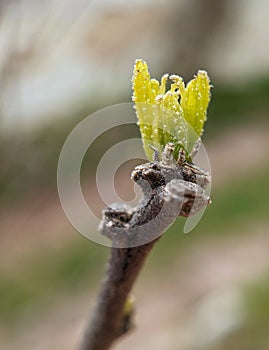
left=79, top=242, right=158, bottom=350
left=79, top=143, right=211, bottom=350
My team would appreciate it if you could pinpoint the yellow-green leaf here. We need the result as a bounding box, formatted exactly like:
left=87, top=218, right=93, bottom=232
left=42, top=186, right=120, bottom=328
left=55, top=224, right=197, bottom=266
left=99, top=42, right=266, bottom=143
left=132, top=59, right=211, bottom=161
left=180, top=70, right=211, bottom=138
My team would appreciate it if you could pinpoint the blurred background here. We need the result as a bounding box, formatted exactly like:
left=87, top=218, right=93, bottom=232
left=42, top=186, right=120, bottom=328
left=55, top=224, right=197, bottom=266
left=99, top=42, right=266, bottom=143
left=1, top=0, right=269, bottom=349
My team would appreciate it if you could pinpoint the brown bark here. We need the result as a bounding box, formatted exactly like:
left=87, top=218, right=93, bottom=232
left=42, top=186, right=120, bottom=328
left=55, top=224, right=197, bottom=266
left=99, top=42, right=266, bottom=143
left=79, top=144, right=211, bottom=350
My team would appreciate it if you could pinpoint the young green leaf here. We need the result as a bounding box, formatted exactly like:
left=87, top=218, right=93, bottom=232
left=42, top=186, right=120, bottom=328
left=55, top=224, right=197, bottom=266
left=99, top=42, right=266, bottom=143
left=132, top=59, right=211, bottom=161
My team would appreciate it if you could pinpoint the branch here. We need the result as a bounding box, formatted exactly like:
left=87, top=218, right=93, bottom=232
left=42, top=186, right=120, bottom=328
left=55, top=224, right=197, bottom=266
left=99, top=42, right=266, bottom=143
left=78, top=143, right=211, bottom=350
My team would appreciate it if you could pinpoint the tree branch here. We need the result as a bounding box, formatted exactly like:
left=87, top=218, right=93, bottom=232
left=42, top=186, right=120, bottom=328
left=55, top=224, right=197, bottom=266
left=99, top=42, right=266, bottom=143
left=78, top=143, right=211, bottom=350
left=79, top=241, right=159, bottom=350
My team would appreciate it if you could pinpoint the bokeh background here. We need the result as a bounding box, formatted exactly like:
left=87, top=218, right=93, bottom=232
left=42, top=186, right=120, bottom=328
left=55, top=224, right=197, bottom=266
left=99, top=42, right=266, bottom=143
left=1, top=0, right=269, bottom=349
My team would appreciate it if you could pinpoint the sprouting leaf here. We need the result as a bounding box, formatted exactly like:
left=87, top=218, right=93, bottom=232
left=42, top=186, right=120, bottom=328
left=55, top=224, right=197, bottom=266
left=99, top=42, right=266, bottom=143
left=132, top=59, right=211, bottom=161
left=180, top=70, right=211, bottom=138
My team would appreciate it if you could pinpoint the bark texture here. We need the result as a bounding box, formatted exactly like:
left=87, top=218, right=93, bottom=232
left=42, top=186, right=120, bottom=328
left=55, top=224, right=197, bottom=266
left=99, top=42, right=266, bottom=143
left=79, top=144, right=211, bottom=350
